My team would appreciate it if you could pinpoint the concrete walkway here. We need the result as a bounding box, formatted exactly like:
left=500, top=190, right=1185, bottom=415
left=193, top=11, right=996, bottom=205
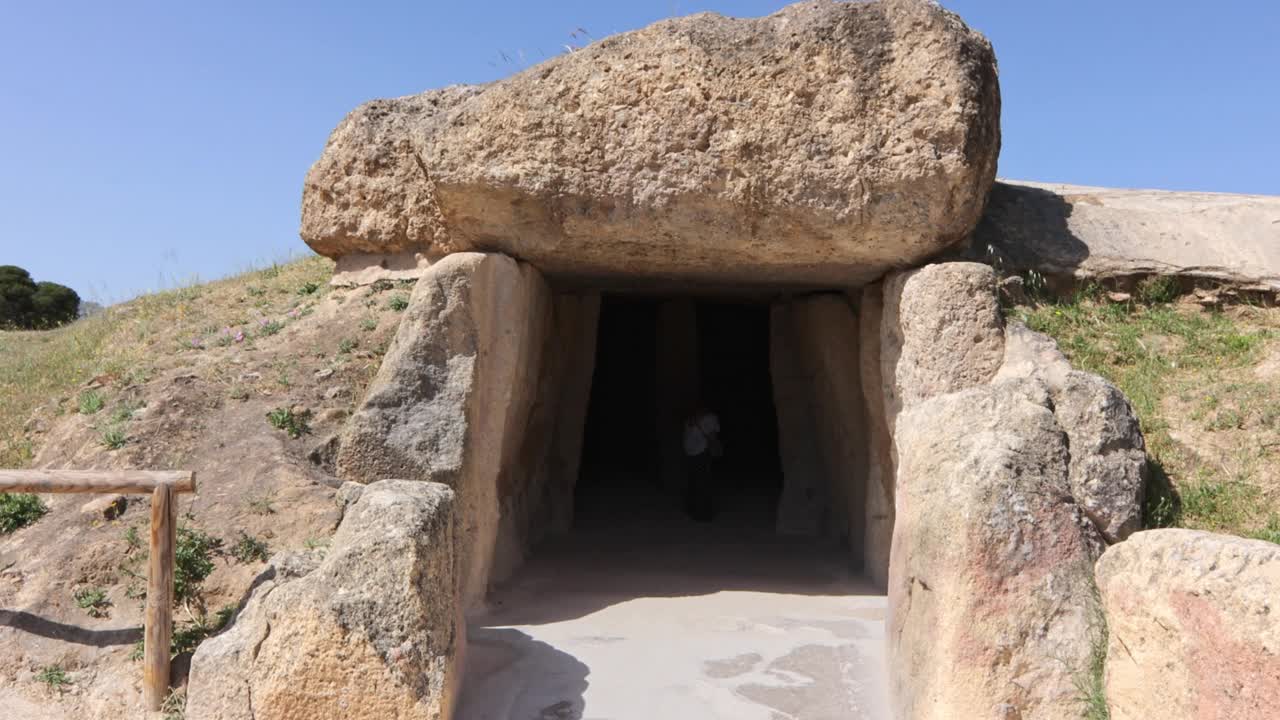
left=457, top=489, right=890, bottom=720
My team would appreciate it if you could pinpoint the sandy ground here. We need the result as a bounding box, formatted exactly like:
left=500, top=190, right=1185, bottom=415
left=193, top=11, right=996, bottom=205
left=458, top=486, right=890, bottom=720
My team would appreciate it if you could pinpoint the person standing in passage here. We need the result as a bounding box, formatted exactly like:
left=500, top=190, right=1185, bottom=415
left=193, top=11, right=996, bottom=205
left=683, top=405, right=722, bottom=521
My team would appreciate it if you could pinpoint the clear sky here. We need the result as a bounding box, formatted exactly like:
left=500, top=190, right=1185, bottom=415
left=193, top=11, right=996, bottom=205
left=1, top=1, right=1276, bottom=303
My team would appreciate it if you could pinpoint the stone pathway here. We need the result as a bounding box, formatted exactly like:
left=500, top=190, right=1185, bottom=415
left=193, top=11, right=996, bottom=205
left=457, top=490, right=890, bottom=720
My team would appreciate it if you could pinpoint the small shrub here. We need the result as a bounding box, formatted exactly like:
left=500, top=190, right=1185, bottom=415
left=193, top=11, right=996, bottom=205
left=297, top=281, right=320, bottom=296
left=338, top=337, right=358, bottom=354
left=388, top=295, right=409, bottom=312
left=123, top=524, right=143, bottom=553
left=175, top=524, right=222, bottom=603
left=231, top=532, right=269, bottom=564
left=0, top=493, right=48, bottom=533
left=257, top=318, right=284, bottom=336
left=74, top=586, right=111, bottom=618
left=360, top=317, right=377, bottom=332
left=35, top=665, right=70, bottom=691
left=101, top=426, right=128, bottom=450
left=1135, top=275, right=1180, bottom=305
left=266, top=407, right=309, bottom=438
left=78, top=390, right=105, bottom=415
left=303, top=536, right=330, bottom=551
left=228, top=385, right=251, bottom=401
left=245, top=285, right=266, bottom=297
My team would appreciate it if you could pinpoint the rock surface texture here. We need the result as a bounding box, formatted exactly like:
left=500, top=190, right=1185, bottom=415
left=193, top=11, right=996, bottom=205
left=880, top=262, right=1005, bottom=431
left=1095, top=529, right=1280, bottom=720
left=879, top=262, right=1151, bottom=720
left=971, top=180, right=1280, bottom=292
left=997, top=322, right=1148, bottom=542
left=890, top=379, right=1105, bottom=720
left=337, top=252, right=550, bottom=608
left=301, top=0, right=1000, bottom=288
left=186, top=480, right=460, bottom=720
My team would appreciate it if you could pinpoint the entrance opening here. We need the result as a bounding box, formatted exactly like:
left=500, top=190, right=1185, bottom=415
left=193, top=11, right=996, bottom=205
left=576, top=296, right=783, bottom=531
left=459, top=290, right=890, bottom=720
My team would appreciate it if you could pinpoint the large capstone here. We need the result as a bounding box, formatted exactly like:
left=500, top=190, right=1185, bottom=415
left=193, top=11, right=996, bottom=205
left=301, top=0, right=1000, bottom=288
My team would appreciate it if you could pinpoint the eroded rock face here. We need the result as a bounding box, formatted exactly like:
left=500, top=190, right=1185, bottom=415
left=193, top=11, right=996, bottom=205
left=186, top=480, right=460, bottom=720
left=301, top=0, right=1000, bottom=288
left=889, top=380, right=1104, bottom=720
left=998, top=322, right=1148, bottom=542
left=1095, top=529, right=1280, bottom=720
left=337, top=252, right=551, bottom=608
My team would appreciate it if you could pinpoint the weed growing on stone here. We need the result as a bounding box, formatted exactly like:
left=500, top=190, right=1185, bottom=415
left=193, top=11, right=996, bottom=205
left=74, top=586, right=111, bottom=618
left=0, top=493, right=47, bottom=533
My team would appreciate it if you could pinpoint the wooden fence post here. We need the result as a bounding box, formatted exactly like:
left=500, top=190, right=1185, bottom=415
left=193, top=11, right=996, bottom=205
left=143, top=483, right=176, bottom=711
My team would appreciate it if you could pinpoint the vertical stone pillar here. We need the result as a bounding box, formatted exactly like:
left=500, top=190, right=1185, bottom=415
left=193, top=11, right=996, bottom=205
left=336, top=252, right=552, bottom=610
left=654, top=299, right=700, bottom=494
left=770, top=294, right=870, bottom=560
left=771, top=302, right=829, bottom=536
left=545, top=293, right=601, bottom=535
left=858, top=283, right=894, bottom=589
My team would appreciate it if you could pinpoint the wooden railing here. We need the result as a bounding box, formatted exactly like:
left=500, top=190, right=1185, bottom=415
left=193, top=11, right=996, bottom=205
left=0, top=470, right=197, bottom=711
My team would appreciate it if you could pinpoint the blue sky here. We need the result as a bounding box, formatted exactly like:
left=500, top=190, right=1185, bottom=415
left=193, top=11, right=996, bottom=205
left=1, top=1, right=1276, bottom=303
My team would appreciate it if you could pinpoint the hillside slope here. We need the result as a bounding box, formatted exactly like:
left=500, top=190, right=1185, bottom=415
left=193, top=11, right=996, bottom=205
left=0, top=257, right=410, bottom=717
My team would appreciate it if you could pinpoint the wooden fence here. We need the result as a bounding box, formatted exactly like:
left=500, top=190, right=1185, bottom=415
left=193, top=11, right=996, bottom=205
left=0, top=470, right=197, bottom=711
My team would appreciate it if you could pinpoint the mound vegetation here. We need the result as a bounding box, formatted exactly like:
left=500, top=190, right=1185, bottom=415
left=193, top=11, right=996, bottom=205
left=1010, top=280, right=1280, bottom=542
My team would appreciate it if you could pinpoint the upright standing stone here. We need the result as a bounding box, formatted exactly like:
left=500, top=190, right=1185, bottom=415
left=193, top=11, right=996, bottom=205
left=337, top=252, right=551, bottom=609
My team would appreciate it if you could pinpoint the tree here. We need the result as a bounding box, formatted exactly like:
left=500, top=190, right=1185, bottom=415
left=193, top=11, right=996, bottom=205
left=0, top=265, right=80, bottom=329
left=0, top=265, right=37, bottom=327
left=31, top=282, right=80, bottom=327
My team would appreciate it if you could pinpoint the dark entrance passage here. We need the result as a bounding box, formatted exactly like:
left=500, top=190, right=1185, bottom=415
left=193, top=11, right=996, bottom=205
left=576, top=295, right=783, bottom=531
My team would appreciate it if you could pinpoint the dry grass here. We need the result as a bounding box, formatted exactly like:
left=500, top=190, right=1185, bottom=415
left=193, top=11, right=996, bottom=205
left=0, top=256, right=334, bottom=468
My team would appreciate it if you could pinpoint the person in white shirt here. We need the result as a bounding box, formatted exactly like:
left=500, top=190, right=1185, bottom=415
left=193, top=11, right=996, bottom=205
left=683, top=406, right=722, bottom=521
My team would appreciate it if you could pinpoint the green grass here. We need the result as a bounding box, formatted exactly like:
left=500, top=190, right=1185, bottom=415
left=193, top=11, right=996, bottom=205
left=101, top=425, right=128, bottom=450
left=1013, top=287, right=1277, bottom=539
left=388, top=294, right=409, bottom=312
left=0, top=493, right=48, bottom=533
left=78, top=389, right=105, bottom=415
